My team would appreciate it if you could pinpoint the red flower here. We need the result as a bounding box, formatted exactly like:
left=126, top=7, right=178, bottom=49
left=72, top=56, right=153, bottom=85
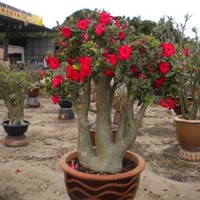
left=39, top=70, right=45, bottom=79
left=99, top=12, right=111, bottom=25
left=66, top=58, right=74, bottom=65
left=103, top=69, right=115, bottom=77
left=104, top=53, right=117, bottom=66
left=153, top=77, right=166, bottom=89
left=71, top=70, right=80, bottom=82
left=58, top=40, right=67, bottom=48
left=46, top=56, right=60, bottom=70
left=95, top=23, right=105, bottom=36
left=158, top=62, right=170, bottom=74
left=15, top=169, right=21, bottom=174
left=52, top=75, right=64, bottom=88
left=52, top=94, right=60, bottom=104
left=82, top=34, right=89, bottom=41
left=66, top=65, right=80, bottom=82
left=109, top=37, right=116, bottom=44
left=161, top=42, right=175, bottom=57
left=130, top=66, right=139, bottom=74
left=61, top=27, right=72, bottom=38
left=118, top=45, right=132, bottom=60
left=77, top=19, right=90, bottom=30
left=160, top=97, right=175, bottom=110
left=119, top=31, right=125, bottom=41
left=79, top=56, right=92, bottom=83
left=114, top=20, right=121, bottom=28
left=183, top=47, right=189, bottom=57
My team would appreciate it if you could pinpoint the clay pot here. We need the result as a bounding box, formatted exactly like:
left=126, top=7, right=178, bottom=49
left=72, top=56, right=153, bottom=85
left=27, top=87, right=40, bottom=97
left=26, top=87, right=40, bottom=108
left=174, top=116, right=200, bottom=161
left=89, top=124, right=118, bottom=146
left=60, top=150, right=145, bottom=200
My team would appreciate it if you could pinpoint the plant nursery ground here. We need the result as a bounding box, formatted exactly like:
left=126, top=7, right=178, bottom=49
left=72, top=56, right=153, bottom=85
left=0, top=95, right=200, bottom=200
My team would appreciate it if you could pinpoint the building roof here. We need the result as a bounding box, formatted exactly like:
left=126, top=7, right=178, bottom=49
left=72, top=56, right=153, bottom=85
left=0, top=2, right=54, bottom=33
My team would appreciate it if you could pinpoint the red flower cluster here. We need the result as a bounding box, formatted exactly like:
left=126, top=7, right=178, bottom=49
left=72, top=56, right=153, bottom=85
left=77, top=19, right=90, bottom=30
left=95, top=23, right=105, bottom=36
left=98, top=12, right=111, bottom=25
left=161, top=42, right=175, bottom=57
left=46, top=56, right=60, bottom=70
left=158, top=62, right=170, bottom=74
left=183, top=47, right=189, bottom=57
left=103, top=52, right=117, bottom=66
left=52, top=75, right=64, bottom=88
left=118, top=45, right=132, bottom=60
left=66, top=56, right=92, bottom=83
left=159, top=97, right=175, bottom=110
left=45, top=10, right=177, bottom=109
left=52, top=94, right=60, bottom=104
left=61, top=27, right=72, bottom=38
left=154, top=77, right=166, bottom=89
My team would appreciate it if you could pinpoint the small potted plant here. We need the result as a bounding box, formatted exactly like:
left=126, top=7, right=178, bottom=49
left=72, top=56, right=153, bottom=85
left=0, top=68, right=33, bottom=147
left=44, top=67, right=75, bottom=120
left=156, top=15, right=200, bottom=162
left=47, top=9, right=176, bottom=199
left=25, top=69, right=44, bottom=108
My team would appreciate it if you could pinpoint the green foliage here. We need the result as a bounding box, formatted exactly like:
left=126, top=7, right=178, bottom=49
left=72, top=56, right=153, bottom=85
left=0, top=68, right=34, bottom=124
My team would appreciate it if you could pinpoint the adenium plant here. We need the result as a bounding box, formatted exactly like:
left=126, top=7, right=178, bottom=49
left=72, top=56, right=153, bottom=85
left=0, top=69, right=33, bottom=125
left=155, top=15, right=200, bottom=120
left=46, top=9, right=176, bottom=173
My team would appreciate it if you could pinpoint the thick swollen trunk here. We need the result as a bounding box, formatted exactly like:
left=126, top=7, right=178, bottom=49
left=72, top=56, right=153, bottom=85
left=4, top=94, right=25, bottom=125
left=78, top=78, right=127, bottom=173
left=78, top=79, right=148, bottom=173
left=78, top=81, right=96, bottom=167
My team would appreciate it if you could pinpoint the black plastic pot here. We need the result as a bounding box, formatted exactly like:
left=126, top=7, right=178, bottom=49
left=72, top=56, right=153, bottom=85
left=1, top=120, right=30, bottom=147
left=58, top=99, right=72, bottom=108
left=1, top=120, right=30, bottom=137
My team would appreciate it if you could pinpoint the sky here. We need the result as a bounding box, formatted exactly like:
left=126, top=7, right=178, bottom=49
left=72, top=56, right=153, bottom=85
left=1, top=0, right=200, bottom=37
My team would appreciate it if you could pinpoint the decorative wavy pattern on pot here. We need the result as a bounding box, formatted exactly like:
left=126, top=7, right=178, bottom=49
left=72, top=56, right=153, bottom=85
left=60, top=150, right=145, bottom=200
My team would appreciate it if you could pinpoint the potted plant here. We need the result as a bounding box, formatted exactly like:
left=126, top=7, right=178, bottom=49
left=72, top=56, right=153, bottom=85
left=157, top=15, right=200, bottom=161
left=0, top=68, right=33, bottom=147
left=44, top=67, right=75, bottom=120
left=47, top=9, right=176, bottom=199
left=25, top=69, right=44, bottom=108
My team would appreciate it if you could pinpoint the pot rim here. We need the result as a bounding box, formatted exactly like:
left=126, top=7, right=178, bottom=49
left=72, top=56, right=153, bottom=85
left=1, top=120, right=31, bottom=127
left=174, top=115, right=200, bottom=124
left=60, top=150, right=145, bottom=181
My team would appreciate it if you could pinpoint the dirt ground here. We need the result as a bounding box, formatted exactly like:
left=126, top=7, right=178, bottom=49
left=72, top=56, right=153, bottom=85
left=0, top=94, right=200, bottom=200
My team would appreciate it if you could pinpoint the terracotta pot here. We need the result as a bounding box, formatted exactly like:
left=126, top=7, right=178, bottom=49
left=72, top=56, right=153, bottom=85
left=89, top=124, right=118, bottom=146
left=174, top=116, right=200, bottom=161
left=60, top=150, right=145, bottom=200
left=26, top=87, right=41, bottom=108
left=27, top=87, right=40, bottom=97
